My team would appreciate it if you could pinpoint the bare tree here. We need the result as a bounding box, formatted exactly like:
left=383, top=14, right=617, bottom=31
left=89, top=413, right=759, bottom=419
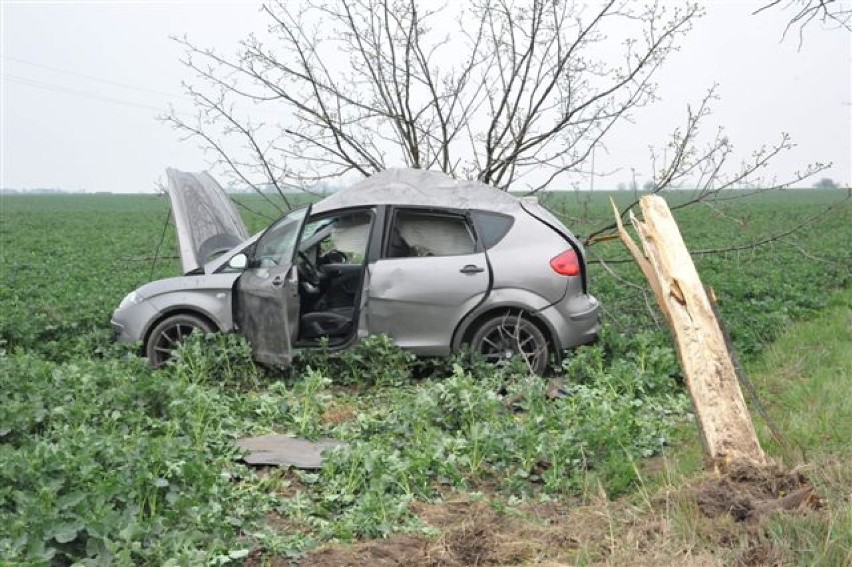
left=583, top=86, right=830, bottom=246
left=170, top=0, right=833, bottom=248
left=754, top=0, right=852, bottom=42
left=169, top=0, right=701, bottom=205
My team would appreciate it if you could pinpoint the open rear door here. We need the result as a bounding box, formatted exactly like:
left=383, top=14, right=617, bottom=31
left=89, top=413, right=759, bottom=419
left=235, top=206, right=310, bottom=366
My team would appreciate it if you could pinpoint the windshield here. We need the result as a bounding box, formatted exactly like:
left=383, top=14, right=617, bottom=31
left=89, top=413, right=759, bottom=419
left=253, top=207, right=310, bottom=267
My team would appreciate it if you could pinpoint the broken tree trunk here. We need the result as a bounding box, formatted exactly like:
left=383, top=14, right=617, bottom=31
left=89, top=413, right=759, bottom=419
left=612, top=195, right=767, bottom=469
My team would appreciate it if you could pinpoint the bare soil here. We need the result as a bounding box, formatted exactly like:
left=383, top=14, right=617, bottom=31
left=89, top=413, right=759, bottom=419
left=693, top=460, right=821, bottom=523
left=293, top=462, right=823, bottom=567
left=301, top=498, right=586, bottom=567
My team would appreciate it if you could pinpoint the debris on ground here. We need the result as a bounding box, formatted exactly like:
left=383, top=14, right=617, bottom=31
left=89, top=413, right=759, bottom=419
left=236, top=434, right=346, bottom=469
left=694, top=460, right=821, bottom=522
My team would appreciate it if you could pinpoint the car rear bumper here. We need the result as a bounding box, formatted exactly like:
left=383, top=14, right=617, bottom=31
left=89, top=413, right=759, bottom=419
left=542, top=293, right=600, bottom=352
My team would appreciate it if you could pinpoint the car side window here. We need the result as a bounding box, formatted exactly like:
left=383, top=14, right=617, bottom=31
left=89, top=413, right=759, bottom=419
left=386, top=210, right=477, bottom=258
left=470, top=210, right=514, bottom=249
left=303, top=211, right=373, bottom=265
left=254, top=207, right=309, bottom=267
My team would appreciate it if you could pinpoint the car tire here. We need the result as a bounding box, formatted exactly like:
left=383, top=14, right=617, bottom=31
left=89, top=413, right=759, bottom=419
left=470, top=313, right=549, bottom=375
left=145, top=313, right=213, bottom=368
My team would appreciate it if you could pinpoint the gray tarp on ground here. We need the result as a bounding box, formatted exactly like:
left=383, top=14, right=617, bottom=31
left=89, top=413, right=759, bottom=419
left=165, top=168, right=249, bottom=275
left=236, top=434, right=346, bottom=468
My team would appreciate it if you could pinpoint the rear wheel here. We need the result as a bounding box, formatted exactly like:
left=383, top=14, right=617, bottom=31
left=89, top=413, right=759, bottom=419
left=470, top=313, right=549, bottom=375
left=145, top=313, right=213, bottom=367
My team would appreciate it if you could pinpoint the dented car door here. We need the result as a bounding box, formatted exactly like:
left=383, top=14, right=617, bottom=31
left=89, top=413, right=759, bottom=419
left=366, top=208, right=490, bottom=355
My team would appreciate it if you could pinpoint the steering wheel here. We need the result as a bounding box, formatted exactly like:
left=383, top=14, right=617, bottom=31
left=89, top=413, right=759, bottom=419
left=298, top=251, right=322, bottom=291
left=320, top=249, right=349, bottom=265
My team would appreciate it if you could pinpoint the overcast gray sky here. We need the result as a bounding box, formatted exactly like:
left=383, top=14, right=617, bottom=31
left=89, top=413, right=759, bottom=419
left=1, top=0, right=850, bottom=192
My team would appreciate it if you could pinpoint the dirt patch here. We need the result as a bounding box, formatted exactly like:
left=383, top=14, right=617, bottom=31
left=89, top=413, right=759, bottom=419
left=694, top=461, right=821, bottom=523
left=301, top=496, right=642, bottom=566
left=284, top=463, right=825, bottom=566
left=420, top=500, right=548, bottom=566
left=432, top=508, right=498, bottom=565
left=307, top=534, right=433, bottom=567
left=303, top=499, right=570, bottom=567
left=321, top=402, right=358, bottom=426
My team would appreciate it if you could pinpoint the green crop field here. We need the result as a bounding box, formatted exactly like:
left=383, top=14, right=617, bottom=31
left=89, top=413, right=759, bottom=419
left=0, top=189, right=849, bottom=564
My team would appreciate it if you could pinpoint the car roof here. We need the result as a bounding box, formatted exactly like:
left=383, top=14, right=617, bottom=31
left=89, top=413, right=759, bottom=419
left=312, top=168, right=523, bottom=215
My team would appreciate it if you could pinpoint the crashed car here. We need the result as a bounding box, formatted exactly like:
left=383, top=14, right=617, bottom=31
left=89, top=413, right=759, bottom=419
left=112, top=168, right=599, bottom=373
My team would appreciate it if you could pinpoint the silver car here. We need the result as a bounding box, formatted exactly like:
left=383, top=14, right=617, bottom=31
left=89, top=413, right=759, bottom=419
left=112, top=168, right=599, bottom=373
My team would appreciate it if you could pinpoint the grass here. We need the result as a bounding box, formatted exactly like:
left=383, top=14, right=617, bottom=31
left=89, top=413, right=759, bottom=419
left=752, top=289, right=852, bottom=461
left=610, top=286, right=852, bottom=566
left=749, top=287, right=852, bottom=565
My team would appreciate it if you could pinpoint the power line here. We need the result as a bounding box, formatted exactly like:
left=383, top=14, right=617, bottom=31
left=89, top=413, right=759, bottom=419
left=2, top=1, right=258, bottom=6
left=2, top=72, right=188, bottom=116
left=1, top=55, right=188, bottom=100
left=2, top=72, right=284, bottom=122
left=1, top=58, right=288, bottom=119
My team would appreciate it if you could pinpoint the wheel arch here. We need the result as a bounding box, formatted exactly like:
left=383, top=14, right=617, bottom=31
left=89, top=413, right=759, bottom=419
left=453, top=303, right=560, bottom=358
left=142, top=308, right=220, bottom=353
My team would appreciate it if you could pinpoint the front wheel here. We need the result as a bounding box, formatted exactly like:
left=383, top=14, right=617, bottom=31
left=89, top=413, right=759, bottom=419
left=469, top=313, right=549, bottom=375
left=145, top=313, right=213, bottom=367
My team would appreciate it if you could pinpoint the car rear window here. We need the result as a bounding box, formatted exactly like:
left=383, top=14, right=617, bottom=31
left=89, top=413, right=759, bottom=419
left=471, top=211, right=514, bottom=249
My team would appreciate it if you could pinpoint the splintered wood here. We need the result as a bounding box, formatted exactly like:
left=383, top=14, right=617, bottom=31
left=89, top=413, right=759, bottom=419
left=612, top=195, right=767, bottom=468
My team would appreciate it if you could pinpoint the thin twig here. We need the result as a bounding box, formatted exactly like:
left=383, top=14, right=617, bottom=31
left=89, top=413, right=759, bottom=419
left=591, top=191, right=850, bottom=263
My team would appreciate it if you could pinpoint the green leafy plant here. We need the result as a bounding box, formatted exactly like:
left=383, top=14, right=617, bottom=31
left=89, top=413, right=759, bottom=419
left=295, top=334, right=416, bottom=387
left=169, top=331, right=263, bottom=389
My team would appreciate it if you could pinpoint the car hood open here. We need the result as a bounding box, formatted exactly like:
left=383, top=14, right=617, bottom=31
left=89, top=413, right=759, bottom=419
left=165, top=168, right=249, bottom=274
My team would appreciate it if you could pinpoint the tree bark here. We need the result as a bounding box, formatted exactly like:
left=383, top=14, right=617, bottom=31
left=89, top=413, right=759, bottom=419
left=613, top=195, right=767, bottom=468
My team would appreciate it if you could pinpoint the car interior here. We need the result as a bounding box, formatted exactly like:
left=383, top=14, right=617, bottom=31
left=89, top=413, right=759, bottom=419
left=294, top=210, right=373, bottom=345
left=292, top=208, right=478, bottom=345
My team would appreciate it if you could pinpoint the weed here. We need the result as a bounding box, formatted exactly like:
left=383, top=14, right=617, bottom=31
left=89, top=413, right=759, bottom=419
left=295, top=334, right=416, bottom=388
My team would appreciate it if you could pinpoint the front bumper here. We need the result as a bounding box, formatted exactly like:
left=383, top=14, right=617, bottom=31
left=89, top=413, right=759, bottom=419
left=111, top=319, right=126, bottom=341
left=110, top=300, right=160, bottom=344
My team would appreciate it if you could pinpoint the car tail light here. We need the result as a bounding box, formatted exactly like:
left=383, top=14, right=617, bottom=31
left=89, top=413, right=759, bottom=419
left=550, top=249, right=581, bottom=276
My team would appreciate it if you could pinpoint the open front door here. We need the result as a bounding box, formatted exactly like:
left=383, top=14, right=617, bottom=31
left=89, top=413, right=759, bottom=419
left=235, top=206, right=311, bottom=365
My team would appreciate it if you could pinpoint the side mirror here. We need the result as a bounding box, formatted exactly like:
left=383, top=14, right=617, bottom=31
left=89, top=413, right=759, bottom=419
left=228, top=253, right=248, bottom=270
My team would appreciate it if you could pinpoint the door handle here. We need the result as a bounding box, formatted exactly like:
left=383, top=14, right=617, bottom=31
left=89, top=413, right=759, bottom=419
left=271, top=275, right=284, bottom=286
left=460, top=264, right=485, bottom=274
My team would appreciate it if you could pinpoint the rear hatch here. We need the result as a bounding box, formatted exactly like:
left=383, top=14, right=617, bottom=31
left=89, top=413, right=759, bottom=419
left=520, top=199, right=588, bottom=293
